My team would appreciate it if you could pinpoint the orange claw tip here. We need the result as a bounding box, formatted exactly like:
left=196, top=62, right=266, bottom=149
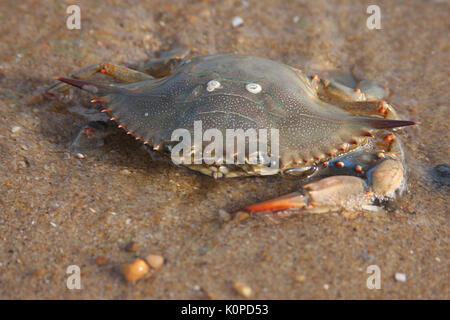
left=92, top=98, right=104, bottom=103
left=242, top=191, right=307, bottom=213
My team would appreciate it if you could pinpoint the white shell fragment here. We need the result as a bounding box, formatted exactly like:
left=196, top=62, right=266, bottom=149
left=206, top=80, right=221, bottom=92
left=246, top=83, right=262, bottom=94
left=395, top=273, right=406, bottom=282
left=232, top=16, right=244, bottom=28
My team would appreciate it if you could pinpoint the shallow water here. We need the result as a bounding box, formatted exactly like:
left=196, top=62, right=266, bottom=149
left=0, top=0, right=448, bottom=299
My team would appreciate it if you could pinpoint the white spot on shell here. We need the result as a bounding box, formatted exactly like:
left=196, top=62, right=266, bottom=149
left=144, top=112, right=149, bottom=117
left=207, top=80, right=221, bottom=92
left=246, top=83, right=262, bottom=94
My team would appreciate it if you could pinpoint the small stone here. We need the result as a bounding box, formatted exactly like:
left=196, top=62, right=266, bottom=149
left=233, top=211, right=250, bottom=222
left=218, top=209, right=231, bottom=222
left=33, top=268, right=46, bottom=276
left=430, top=164, right=450, bottom=188
left=145, top=254, right=164, bottom=270
left=294, top=274, right=306, bottom=283
left=435, top=257, right=441, bottom=262
left=11, top=126, right=22, bottom=133
left=121, top=169, right=131, bottom=175
left=125, top=241, right=138, bottom=252
left=323, top=284, right=330, bottom=290
left=121, top=258, right=149, bottom=283
left=232, top=16, right=244, bottom=28
left=95, top=256, right=108, bottom=266
left=75, top=153, right=85, bottom=159
left=232, top=280, right=252, bottom=298
left=394, top=273, right=406, bottom=282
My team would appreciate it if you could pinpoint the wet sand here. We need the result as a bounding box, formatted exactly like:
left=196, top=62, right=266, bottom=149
left=0, top=0, right=448, bottom=299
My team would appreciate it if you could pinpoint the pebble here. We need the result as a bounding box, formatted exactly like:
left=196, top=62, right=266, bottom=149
left=121, top=169, right=131, bottom=175
left=33, top=268, right=46, bottom=276
left=121, top=258, right=149, bottom=283
left=233, top=211, right=250, bottom=222
left=217, top=209, right=231, bottom=222
left=11, top=126, right=22, bottom=133
left=294, top=274, right=306, bottom=283
left=125, top=241, right=138, bottom=252
left=232, top=280, right=252, bottom=298
left=75, top=153, right=85, bottom=159
left=95, top=256, right=108, bottom=266
left=232, top=16, right=244, bottom=28
left=323, top=284, right=330, bottom=290
left=394, top=273, right=406, bottom=282
left=145, top=254, right=164, bottom=270
left=430, top=164, right=450, bottom=188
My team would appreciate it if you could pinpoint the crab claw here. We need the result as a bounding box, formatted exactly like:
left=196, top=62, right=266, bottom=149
left=242, top=191, right=308, bottom=213
left=240, top=176, right=367, bottom=213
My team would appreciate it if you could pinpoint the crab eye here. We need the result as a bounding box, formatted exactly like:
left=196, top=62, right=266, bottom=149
left=206, top=80, right=221, bottom=92
left=246, top=83, right=262, bottom=94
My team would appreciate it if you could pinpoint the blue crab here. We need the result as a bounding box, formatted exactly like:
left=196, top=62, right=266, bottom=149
left=47, top=49, right=417, bottom=214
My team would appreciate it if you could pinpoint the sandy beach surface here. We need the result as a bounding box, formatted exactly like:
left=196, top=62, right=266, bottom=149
left=0, top=0, right=448, bottom=299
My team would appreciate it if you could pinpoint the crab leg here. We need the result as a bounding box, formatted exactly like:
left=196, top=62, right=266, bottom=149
left=46, top=62, right=154, bottom=96
left=136, top=47, right=190, bottom=77
left=306, top=72, right=391, bottom=103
